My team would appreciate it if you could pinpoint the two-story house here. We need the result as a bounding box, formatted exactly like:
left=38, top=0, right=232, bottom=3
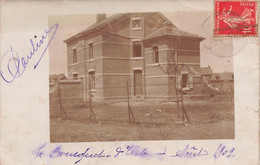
left=64, top=12, right=211, bottom=101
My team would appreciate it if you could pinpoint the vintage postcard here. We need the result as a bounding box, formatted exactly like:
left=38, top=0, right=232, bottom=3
left=0, top=0, right=259, bottom=165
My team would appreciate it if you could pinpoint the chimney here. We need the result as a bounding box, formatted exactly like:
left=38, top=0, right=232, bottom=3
left=96, top=14, right=106, bottom=23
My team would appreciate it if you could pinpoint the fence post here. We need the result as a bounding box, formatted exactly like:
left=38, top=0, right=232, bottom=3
left=179, top=89, right=190, bottom=123
left=58, top=81, right=67, bottom=118
left=58, top=81, right=62, bottom=118
left=174, top=50, right=183, bottom=122
left=127, top=81, right=135, bottom=123
left=89, top=80, right=97, bottom=122
left=175, top=51, right=189, bottom=123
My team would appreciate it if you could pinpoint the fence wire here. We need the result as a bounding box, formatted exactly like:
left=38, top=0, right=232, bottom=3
left=49, top=78, right=234, bottom=125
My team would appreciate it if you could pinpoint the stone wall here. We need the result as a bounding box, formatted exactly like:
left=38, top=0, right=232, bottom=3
left=49, top=79, right=83, bottom=117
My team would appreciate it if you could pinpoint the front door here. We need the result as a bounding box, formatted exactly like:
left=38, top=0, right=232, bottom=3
left=134, top=70, right=143, bottom=96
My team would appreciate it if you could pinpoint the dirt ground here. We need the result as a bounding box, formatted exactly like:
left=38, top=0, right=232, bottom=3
left=50, top=100, right=234, bottom=142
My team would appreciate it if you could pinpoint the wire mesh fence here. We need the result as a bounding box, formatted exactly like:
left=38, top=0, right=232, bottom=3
left=49, top=78, right=234, bottom=125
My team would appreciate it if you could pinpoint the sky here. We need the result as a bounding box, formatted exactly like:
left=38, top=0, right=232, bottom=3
left=49, top=11, right=233, bottom=75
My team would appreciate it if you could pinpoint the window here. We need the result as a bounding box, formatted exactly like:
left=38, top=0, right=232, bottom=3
left=178, top=73, right=193, bottom=90
left=89, top=71, right=95, bottom=90
left=132, top=17, right=141, bottom=30
left=153, top=46, right=159, bottom=63
left=73, top=49, right=77, bottom=63
left=89, top=43, right=93, bottom=60
left=133, top=41, right=142, bottom=57
left=72, top=73, right=78, bottom=80
left=181, top=73, right=188, bottom=88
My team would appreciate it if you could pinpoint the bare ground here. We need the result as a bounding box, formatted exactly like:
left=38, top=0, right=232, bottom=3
left=50, top=100, right=234, bottom=142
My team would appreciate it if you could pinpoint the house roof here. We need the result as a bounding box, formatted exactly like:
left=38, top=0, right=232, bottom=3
left=144, top=26, right=204, bottom=41
left=64, top=14, right=127, bottom=43
left=49, top=74, right=67, bottom=80
left=199, top=67, right=212, bottom=75
left=212, top=72, right=234, bottom=80
left=188, top=66, right=212, bottom=75
left=64, top=12, right=177, bottom=43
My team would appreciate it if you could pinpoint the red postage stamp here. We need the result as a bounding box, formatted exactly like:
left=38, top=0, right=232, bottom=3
left=214, top=0, right=258, bottom=36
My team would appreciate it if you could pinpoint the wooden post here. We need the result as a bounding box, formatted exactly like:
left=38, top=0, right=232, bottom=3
left=58, top=81, right=67, bottom=118
left=180, top=88, right=190, bottom=123
left=174, top=51, right=190, bottom=123
left=89, top=78, right=97, bottom=122
left=127, top=81, right=135, bottom=123
left=174, top=50, right=183, bottom=122
left=127, top=82, right=131, bottom=123
left=58, top=81, right=62, bottom=118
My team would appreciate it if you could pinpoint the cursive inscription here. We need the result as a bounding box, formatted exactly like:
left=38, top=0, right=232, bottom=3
left=32, top=143, right=47, bottom=158
left=114, top=145, right=151, bottom=158
left=171, top=144, right=208, bottom=159
left=214, top=144, right=235, bottom=159
left=32, top=143, right=235, bottom=164
left=0, top=23, right=58, bottom=83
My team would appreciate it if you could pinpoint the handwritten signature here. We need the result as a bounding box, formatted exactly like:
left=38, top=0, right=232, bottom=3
left=32, top=143, right=235, bottom=164
left=0, top=23, right=58, bottom=83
